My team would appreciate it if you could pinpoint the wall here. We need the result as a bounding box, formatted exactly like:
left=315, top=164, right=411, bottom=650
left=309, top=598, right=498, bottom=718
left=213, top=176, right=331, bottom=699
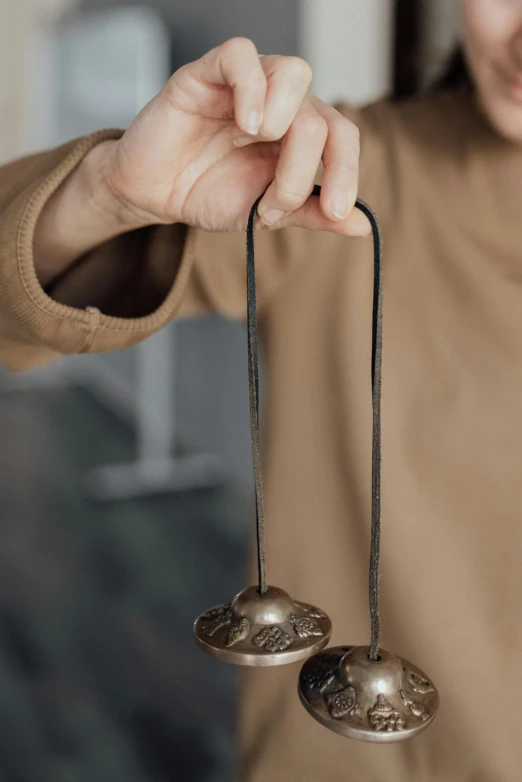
left=423, top=0, right=460, bottom=84
left=0, top=0, right=76, bottom=164
left=81, top=0, right=395, bottom=104
left=0, top=1, right=33, bottom=163
left=81, top=0, right=300, bottom=65
left=300, top=0, right=394, bottom=105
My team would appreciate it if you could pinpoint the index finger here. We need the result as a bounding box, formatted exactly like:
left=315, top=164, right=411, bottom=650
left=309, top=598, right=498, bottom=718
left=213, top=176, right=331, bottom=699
left=193, top=37, right=267, bottom=135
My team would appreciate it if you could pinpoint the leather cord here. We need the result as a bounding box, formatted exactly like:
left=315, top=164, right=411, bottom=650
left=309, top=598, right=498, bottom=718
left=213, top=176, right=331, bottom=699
left=246, top=185, right=384, bottom=662
left=356, top=198, right=383, bottom=661
left=246, top=190, right=267, bottom=594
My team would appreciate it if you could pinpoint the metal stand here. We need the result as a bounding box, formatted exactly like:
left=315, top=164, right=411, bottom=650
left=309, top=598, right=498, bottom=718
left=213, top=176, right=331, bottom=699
left=81, top=325, right=225, bottom=500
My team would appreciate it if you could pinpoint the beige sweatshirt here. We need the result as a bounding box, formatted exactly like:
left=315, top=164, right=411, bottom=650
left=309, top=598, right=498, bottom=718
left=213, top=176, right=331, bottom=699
left=0, top=88, right=521, bottom=782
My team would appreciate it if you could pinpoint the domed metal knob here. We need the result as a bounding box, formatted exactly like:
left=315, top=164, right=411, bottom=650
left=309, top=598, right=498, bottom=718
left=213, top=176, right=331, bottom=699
left=298, top=645, right=439, bottom=742
left=194, top=586, right=331, bottom=666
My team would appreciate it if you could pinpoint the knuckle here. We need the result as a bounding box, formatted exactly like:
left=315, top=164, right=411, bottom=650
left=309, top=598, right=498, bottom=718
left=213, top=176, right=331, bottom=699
left=223, top=36, right=257, bottom=57
left=300, top=114, right=328, bottom=141
left=236, top=73, right=266, bottom=93
left=260, top=125, right=284, bottom=142
left=243, top=70, right=267, bottom=86
left=165, top=64, right=186, bottom=92
left=342, top=119, right=360, bottom=147
left=283, top=56, right=314, bottom=84
left=345, top=120, right=360, bottom=145
left=349, top=120, right=360, bottom=139
left=330, top=117, right=360, bottom=156
left=331, top=114, right=359, bottom=136
left=337, top=162, right=359, bottom=180
left=274, top=186, right=308, bottom=209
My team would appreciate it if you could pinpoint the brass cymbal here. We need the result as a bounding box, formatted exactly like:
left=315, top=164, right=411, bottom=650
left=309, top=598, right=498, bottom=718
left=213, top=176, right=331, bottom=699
left=194, top=585, right=332, bottom=667
left=298, top=645, right=439, bottom=742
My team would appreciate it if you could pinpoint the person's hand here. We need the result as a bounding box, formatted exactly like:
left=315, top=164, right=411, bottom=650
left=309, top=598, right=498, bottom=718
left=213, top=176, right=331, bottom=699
left=101, top=37, right=370, bottom=236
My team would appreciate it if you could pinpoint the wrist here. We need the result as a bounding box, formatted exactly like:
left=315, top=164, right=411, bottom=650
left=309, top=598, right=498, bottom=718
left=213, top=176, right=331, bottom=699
left=83, top=140, right=156, bottom=232
left=34, top=138, right=155, bottom=288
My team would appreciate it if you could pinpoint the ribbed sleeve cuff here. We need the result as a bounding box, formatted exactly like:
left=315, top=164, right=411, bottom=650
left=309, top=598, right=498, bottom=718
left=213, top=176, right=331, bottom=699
left=0, top=131, right=196, bottom=369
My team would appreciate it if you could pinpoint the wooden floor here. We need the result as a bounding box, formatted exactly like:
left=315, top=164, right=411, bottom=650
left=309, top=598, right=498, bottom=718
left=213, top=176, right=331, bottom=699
left=0, top=384, right=249, bottom=782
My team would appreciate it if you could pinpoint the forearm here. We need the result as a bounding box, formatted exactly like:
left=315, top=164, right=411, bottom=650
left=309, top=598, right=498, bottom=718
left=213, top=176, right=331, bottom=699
left=33, top=139, right=154, bottom=288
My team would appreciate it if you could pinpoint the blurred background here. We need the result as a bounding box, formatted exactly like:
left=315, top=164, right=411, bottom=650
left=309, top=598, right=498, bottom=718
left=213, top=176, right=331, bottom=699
left=0, top=1, right=457, bottom=780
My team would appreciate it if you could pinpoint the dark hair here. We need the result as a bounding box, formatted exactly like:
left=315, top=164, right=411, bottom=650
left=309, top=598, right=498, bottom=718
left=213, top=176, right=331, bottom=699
left=431, top=47, right=472, bottom=92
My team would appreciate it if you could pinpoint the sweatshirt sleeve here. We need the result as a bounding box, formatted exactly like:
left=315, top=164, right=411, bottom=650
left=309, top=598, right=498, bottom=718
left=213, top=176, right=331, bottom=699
left=0, top=131, right=196, bottom=372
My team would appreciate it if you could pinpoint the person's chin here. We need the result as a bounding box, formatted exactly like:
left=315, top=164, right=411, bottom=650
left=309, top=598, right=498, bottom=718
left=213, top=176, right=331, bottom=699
left=480, top=92, right=522, bottom=143
left=480, top=70, right=522, bottom=142
left=494, top=105, right=522, bottom=142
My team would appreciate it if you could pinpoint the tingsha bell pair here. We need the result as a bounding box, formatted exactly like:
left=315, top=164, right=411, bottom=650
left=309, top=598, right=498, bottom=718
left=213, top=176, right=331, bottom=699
left=194, top=185, right=439, bottom=743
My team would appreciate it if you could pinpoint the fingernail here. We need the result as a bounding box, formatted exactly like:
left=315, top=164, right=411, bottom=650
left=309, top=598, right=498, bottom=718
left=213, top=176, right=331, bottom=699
left=233, top=135, right=254, bottom=148
left=331, top=192, right=348, bottom=220
left=259, top=208, right=284, bottom=226
left=247, top=110, right=261, bottom=135
left=349, top=209, right=373, bottom=236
